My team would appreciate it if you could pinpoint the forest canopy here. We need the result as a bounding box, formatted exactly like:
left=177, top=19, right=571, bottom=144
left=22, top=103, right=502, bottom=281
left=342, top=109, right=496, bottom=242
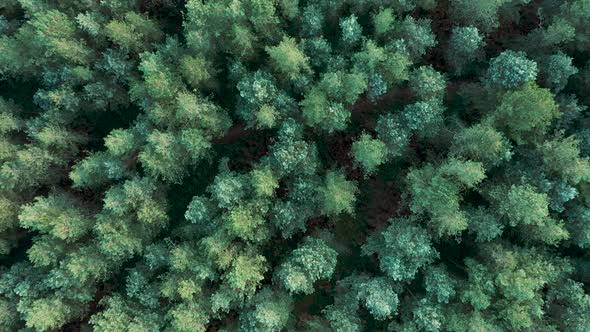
left=1, top=0, right=590, bottom=331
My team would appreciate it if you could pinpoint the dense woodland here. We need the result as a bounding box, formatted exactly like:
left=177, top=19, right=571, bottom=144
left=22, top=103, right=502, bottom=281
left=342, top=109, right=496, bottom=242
left=1, top=0, right=590, bottom=331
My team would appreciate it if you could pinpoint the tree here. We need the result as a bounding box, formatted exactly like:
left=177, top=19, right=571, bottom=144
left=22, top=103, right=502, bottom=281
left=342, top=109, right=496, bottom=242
left=402, top=98, right=446, bottom=132
left=319, top=170, right=358, bottom=216
left=540, top=136, right=590, bottom=185
left=2, top=1, right=590, bottom=330
left=407, top=159, right=486, bottom=237
left=488, top=184, right=569, bottom=245
left=351, top=134, right=388, bottom=175
left=446, top=26, right=484, bottom=74
left=239, top=287, right=294, bottom=332
left=250, top=166, right=279, bottom=197
left=412, top=298, right=444, bottom=332
left=0, top=196, right=19, bottom=255
left=136, top=51, right=180, bottom=101
left=266, top=120, right=319, bottom=176
left=373, top=8, right=396, bottom=36
left=486, top=51, right=538, bottom=90
left=224, top=249, right=268, bottom=298
left=540, top=52, right=578, bottom=92
left=325, top=274, right=399, bottom=331
left=24, top=295, right=83, bottom=332
left=69, top=151, right=131, bottom=188
left=236, top=70, right=297, bottom=127
left=424, top=265, right=457, bottom=304
left=28, top=9, right=93, bottom=65
left=139, top=130, right=190, bottom=183
left=449, top=0, right=509, bottom=33
left=19, top=193, right=92, bottom=242
left=557, top=0, right=590, bottom=51
left=490, top=83, right=559, bottom=144
left=340, top=15, right=363, bottom=47
left=395, top=16, right=437, bottom=58
left=375, top=113, right=411, bottom=158
left=105, top=12, right=163, bottom=53
left=467, top=207, right=504, bottom=242
left=566, top=204, right=590, bottom=248
left=179, top=55, right=212, bottom=89
left=301, top=5, right=324, bottom=37
left=409, top=65, right=446, bottom=100
left=90, top=295, right=163, bottom=332
left=362, top=217, right=439, bottom=281
left=222, top=202, right=269, bottom=242
left=276, top=237, right=338, bottom=294
left=460, top=244, right=570, bottom=330
left=95, top=177, right=168, bottom=259
left=546, top=279, right=590, bottom=331
left=167, top=301, right=209, bottom=332
left=300, top=70, right=368, bottom=132
left=266, top=36, right=311, bottom=81
left=355, top=277, right=399, bottom=320
left=208, top=170, right=248, bottom=209
left=449, top=124, right=512, bottom=168
left=0, top=298, right=18, bottom=331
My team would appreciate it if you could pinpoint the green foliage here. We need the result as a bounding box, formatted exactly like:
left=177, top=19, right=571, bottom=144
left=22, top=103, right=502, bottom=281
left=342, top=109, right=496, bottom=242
left=546, top=279, right=590, bottom=331
left=409, top=65, right=446, bottom=100
left=250, top=166, right=279, bottom=197
left=0, top=298, right=18, bottom=331
left=136, top=51, right=180, bottom=101
left=396, top=16, right=437, bottom=58
left=449, top=124, right=512, bottom=167
left=355, top=277, right=399, bottom=320
left=167, top=301, right=209, bottom=332
left=90, top=295, right=163, bottom=332
left=489, top=184, right=569, bottom=245
left=300, top=70, right=368, bottom=132
left=362, top=218, right=438, bottom=281
left=486, top=50, right=538, bottom=90
left=277, top=237, right=338, bottom=294
left=557, top=0, right=590, bottom=51
left=325, top=304, right=363, bottom=332
left=491, top=83, right=559, bottom=143
left=446, top=26, right=484, bottom=74
left=24, top=295, right=82, bottom=332
left=266, top=36, right=311, bottom=80
left=566, top=205, right=590, bottom=248
left=19, top=193, right=92, bottom=242
left=449, top=0, right=508, bottom=33
left=185, top=196, right=214, bottom=225
left=541, top=52, right=578, bottom=92
left=402, top=98, right=445, bottom=132
left=235, top=69, right=296, bottom=127
left=373, top=8, right=396, bottom=36
left=105, top=12, right=163, bottom=53
left=1, top=1, right=589, bottom=331
left=351, top=134, right=388, bottom=175
left=412, top=298, right=444, bottom=332
left=320, top=170, right=358, bottom=216
left=467, top=207, right=504, bottom=242
left=424, top=265, right=456, bottom=303
left=209, top=171, right=247, bottom=209
left=240, top=287, right=293, bottom=332
left=540, top=136, right=590, bottom=185
left=225, top=250, right=268, bottom=298
left=340, top=15, right=363, bottom=46
left=407, top=159, right=486, bottom=237
left=375, top=113, right=411, bottom=157
left=29, top=9, right=93, bottom=65
left=179, top=55, right=212, bottom=89
left=460, top=244, right=571, bottom=330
